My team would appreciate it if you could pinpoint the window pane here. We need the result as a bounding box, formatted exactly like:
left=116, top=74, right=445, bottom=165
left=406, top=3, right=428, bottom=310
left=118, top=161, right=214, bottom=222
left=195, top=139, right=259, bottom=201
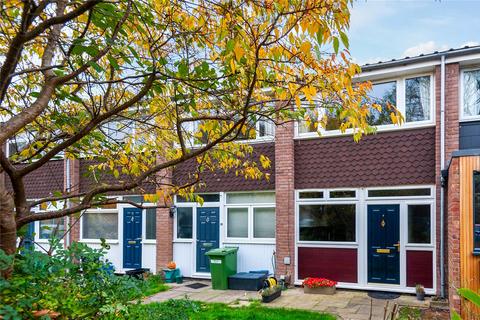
left=368, top=188, right=431, bottom=197
left=39, top=218, right=65, bottom=239
left=463, top=70, right=480, bottom=117
left=254, top=207, right=275, bottom=238
left=177, top=194, right=220, bottom=203
left=227, top=208, right=248, bottom=238
left=299, top=204, right=356, bottom=242
left=176, top=207, right=192, bottom=239
left=474, top=172, right=480, bottom=252
left=406, top=76, right=431, bottom=122
left=408, top=205, right=431, bottom=244
left=330, top=190, right=356, bottom=198
left=367, top=82, right=396, bottom=126
left=82, top=212, right=118, bottom=239
left=146, top=208, right=156, bottom=240
left=298, top=107, right=317, bottom=134
left=226, top=192, right=275, bottom=204
left=299, top=191, right=324, bottom=199
left=258, top=119, right=275, bottom=138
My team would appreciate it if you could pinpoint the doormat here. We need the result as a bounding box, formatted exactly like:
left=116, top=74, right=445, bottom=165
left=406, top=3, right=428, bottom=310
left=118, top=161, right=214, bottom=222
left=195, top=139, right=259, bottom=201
left=367, top=291, right=401, bottom=300
left=185, top=283, right=209, bottom=289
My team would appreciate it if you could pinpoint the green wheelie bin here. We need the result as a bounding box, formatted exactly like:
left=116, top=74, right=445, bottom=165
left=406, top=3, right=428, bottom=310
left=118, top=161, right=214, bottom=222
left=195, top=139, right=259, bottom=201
left=205, top=247, right=238, bottom=289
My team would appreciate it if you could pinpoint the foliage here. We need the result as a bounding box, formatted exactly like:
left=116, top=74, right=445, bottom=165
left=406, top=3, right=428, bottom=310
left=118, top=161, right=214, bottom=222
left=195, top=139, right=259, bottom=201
left=302, top=277, right=337, bottom=288
left=139, top=274, right=169, bottom=297
left=451, top=287, right=480, bottom=320
left=0, top=0, right=403, bottom=246
left=0, top=241, right=148, bottom=319
left=107, top=299, right=336, bottom=320
left=398, top=306, right=422, bottom=320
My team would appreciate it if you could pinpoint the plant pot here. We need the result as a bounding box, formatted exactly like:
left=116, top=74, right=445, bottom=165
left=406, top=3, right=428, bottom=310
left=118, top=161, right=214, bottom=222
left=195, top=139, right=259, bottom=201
left=303, top=285, right=336, bottom=295
left=262, top=289, right=282, bottom=303
left=416, top=292, right=425, bottom=301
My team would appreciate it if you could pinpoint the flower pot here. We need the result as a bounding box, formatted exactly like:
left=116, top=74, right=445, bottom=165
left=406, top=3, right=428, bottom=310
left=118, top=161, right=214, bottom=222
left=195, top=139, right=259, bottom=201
left=303, top=285, right=336, bottom=295
left=416, top=292, right=425, bottom=301
left=262, top=289, right=282, bottom=303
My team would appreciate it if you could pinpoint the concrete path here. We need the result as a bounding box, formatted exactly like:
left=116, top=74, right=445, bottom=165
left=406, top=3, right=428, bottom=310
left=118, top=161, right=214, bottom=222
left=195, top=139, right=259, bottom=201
left=145, top=280, right=430, bottom=320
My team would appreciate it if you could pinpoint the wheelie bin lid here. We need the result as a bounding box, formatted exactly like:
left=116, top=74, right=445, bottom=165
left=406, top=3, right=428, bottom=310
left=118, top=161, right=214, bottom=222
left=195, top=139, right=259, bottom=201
left=205, top=247, right=238, bottom=256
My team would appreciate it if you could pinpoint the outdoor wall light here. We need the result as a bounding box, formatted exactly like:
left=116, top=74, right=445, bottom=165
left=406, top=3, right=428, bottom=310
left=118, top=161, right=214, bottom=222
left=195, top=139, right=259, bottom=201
left=169, top=205, right=176, bottom=218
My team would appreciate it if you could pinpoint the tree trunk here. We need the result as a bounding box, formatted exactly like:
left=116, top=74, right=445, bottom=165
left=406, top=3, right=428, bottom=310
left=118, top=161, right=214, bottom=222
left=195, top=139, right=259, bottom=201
left=0, top=188, right=16, bottom=278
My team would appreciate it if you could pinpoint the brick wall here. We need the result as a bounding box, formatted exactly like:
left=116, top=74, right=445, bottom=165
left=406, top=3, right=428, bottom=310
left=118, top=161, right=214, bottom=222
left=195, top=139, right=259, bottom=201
left=274, top=121, right=295, bottom=281
left=155, top=168, right=174, bottom=272
left=66, top=159, right=81, bottom=243
left=447, top=157, right=461, bottom=312
left=435, top=63, right=460, bottom=299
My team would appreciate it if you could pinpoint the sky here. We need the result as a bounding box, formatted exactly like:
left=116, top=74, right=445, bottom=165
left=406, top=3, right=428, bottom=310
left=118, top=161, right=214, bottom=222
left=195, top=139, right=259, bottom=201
left=348, top=0, right=480, bottom=65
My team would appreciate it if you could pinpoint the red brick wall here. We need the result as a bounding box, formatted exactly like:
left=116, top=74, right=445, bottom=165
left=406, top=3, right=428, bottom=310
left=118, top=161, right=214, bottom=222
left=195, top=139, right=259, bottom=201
left=66, top=159, right=81, bottom=244
left=155, top=168, right=174, bottom=273
left=435, top=63, right=460, bottom=298
left=274, top=121, right=295, bottom=281
left=447, top=157, right=461, bottom=312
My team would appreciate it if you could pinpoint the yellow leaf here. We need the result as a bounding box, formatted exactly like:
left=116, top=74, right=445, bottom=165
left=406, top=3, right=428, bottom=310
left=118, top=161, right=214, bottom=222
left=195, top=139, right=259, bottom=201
left=234, top=43, right=245, bottom=61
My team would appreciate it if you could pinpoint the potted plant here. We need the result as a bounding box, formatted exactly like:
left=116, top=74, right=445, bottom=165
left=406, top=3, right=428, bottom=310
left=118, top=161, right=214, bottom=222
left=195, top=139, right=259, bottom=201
left=302, top=277, right=337, bottom=295
left=260, top=285, right=282, bottom=303
left=415, top=284, right=425, bottom=301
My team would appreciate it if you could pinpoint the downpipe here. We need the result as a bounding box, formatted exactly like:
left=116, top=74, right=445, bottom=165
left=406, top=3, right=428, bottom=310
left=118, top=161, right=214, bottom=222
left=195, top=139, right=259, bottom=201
left=440, top=54, right=446, bottom=299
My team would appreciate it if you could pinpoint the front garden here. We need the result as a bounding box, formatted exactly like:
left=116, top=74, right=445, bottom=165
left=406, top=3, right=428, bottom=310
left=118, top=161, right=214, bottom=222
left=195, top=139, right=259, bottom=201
left=108, top=299, right=336, bottom=320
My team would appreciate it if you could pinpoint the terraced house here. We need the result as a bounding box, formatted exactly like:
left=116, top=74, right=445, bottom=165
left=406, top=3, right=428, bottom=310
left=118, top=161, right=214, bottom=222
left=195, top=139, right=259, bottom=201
left=9, top=46, right=480, bottom=314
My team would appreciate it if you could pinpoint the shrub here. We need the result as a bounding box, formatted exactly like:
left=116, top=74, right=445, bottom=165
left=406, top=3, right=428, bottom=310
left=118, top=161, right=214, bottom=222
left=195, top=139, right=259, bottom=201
left=0, top=240, right=143, bottom=319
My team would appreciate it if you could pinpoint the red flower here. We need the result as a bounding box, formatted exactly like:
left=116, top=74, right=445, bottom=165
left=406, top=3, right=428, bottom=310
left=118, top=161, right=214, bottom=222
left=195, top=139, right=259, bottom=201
left=302, top=277, right=337, bottom=288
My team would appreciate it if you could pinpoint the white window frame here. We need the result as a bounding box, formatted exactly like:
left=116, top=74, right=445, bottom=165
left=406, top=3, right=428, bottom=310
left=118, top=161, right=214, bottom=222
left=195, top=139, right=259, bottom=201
left=224, top=191, right=276, bottom=243
left=80, top=208, right=119, bottom=243
left=295, top=199, right=360, bottom=248
left=405, top=201, right=434, bottom=247
left=366, top=185, right=434, bottom=200
left=173, top=204, right=194, bottom=242
left=295, top=73, right=435, bottom=139
left=460, top=67, right=480, bottom=121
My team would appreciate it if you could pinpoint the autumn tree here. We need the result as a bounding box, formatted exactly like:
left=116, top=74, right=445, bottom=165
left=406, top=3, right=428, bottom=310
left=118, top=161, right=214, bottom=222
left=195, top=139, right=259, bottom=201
left=0, top=0, right=398, bottom=260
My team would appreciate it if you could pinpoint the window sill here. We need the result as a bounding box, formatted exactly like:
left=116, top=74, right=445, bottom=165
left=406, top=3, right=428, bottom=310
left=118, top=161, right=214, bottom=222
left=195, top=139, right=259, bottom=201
left=80, top=239, right=119, bottom=244
left=223, top=240, right=276, bottom=245
left=142, top=240, right=157, bottom=244
left=294, top=122, right=435, bottom=140
left=173, top=239, right=193, bottom=243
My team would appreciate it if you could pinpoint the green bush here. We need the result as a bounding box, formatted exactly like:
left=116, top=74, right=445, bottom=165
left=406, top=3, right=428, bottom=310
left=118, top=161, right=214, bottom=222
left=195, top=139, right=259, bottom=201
left=0, top=240, right=144, bottom=319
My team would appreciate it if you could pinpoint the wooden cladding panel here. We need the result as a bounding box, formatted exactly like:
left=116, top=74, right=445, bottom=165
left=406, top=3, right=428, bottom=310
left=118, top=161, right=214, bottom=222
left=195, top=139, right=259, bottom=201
left=459, top=156, right=480, bottom=318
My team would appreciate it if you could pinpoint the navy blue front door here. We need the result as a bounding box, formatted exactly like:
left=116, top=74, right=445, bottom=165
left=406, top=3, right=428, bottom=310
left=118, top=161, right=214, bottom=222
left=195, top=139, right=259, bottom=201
left=368, top=205, right=400, bottom=284
left=196, top=207, right=219, bottom=272
left=123, top=208, right=142, bottom=269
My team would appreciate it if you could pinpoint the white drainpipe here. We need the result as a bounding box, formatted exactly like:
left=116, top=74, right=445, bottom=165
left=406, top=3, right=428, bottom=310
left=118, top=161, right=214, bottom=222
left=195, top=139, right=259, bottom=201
left=440, top=54, right=446, bottom=298
left=65, top=157, right=71, bottom=247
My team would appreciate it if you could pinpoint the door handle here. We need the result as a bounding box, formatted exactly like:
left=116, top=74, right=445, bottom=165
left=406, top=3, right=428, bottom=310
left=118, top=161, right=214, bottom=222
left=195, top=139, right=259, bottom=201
left=393, top=242, right=400, bottom=252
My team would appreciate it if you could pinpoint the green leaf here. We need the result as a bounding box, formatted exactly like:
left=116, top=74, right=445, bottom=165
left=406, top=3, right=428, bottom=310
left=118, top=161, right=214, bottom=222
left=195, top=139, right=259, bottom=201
left=88, top=61, right=104, bottom=73
left=451, top=310, right=462, bottom=320
left=316, top=30, right=323, bottom=46
left=333, top=37, right=339, bottom=54
left=107, top=55, right=120, bottom=70
left=340, top=31, right=349, bottom=49
left=458, top=288, right=480, bottom=307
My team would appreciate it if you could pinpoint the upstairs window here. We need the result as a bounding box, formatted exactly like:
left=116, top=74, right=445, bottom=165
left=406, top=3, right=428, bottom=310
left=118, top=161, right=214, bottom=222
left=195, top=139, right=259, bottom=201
left=367, top=81, right=396, bottom=126
left=296, top=75, right=433, bottom=137
left=462, top=69, right=480, bottom=120
left=405, top=76, right=431, bottom=122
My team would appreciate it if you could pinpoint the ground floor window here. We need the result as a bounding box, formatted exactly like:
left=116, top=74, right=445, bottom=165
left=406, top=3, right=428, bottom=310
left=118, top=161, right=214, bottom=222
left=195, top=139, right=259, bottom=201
left=299, top=204, right=356, bottom=242
left=407, top=204, right=431, bottom=244
left=82, top=211, right=118, bottom=240
left=39, top=218, right=65, bottom=239
left=145, top=208, right=156, bottom=240
left=176, top=207, right=193, bottom=239
left=226, top=192, right=275, bottom=241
